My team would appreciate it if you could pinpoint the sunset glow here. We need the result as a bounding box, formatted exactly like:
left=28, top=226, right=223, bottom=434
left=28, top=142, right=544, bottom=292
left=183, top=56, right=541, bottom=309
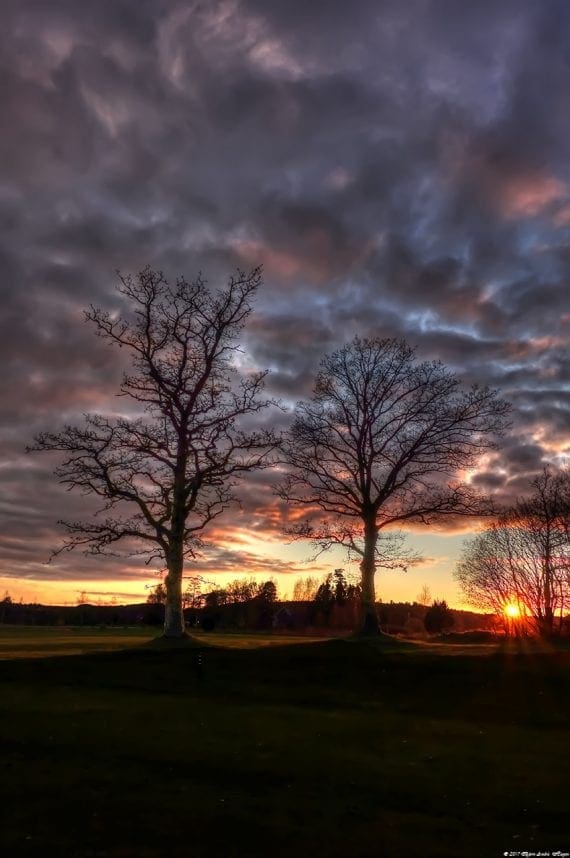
left=3, top=6, right=570, bottom=858
left=0, top=0, right=568, bottom=613
left=504, top=603, right=522, bottom=619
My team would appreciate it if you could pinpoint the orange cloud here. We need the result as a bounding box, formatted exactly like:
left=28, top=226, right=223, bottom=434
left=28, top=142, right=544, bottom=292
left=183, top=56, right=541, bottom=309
left=235, top=240, right=303, bottom=280
left=458, top=152, right=567, bottom=221
left=553, top=204, right=570, bottom=227
left=230, top=235, right=373, bottom=284
left=498, top=174, right=565, bottom=219
left=503, top=335, right=567, bottom=360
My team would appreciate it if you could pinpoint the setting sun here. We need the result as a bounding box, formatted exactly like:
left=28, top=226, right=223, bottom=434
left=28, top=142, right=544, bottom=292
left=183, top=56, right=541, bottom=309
left=504, top=603, right=522, bottom=618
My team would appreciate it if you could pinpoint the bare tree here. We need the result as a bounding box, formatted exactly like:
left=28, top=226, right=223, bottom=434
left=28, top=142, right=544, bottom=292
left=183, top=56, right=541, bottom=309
left=292, top=575, right=320, bottom=601
left=278, top=337, right=510, bottom=635
left=225, top=577, right=263, bottom=603
left=454, top=526, right=522, bottom=635
left=416, top=583, right=432, bottom=606
left=31, top=266, right=278, bottom=638
left=505, top=467, right=570, bottom=636
left=456, top=467, right=570, bottom=636
left=146, top=583, right=167, bottom=605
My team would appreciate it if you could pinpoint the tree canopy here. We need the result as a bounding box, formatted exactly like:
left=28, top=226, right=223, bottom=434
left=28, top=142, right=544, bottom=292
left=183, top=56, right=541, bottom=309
left=31, top=267, right=278, bottom=637
left=456, top=467, right=570, bottom=636
left=279, top=336, right=510, bottom=634
left=424, top=600, right=454, bottom=635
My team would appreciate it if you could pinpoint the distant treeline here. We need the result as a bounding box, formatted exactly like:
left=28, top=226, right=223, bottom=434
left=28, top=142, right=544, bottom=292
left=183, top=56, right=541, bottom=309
left=200, top=599, right=499, bottom=635
left=0, top=600, right=160, bottom=628
left=0, top=596, right=498, bottom=635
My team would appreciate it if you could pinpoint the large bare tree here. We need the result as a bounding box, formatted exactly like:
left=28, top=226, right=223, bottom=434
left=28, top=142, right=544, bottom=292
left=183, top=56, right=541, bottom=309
left=32, top=266, right=277, bottom=637
left=506, top=467, right=570, bottom=635
left=456, top=467, right=570, bottom=636
left=279, top=337, right=510, bottom=635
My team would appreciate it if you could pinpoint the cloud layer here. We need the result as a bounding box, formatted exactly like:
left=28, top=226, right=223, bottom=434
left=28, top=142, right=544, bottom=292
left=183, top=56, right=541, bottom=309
left=1, top=0, right=569, bottom=602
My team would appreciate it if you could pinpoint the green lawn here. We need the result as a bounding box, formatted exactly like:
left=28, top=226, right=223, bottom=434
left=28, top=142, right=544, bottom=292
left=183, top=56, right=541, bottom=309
left=0, top=625, right=154, bottom=659
left=1, top=627, right=568, bottom=857
left=0, top=626, right=327, bottom=659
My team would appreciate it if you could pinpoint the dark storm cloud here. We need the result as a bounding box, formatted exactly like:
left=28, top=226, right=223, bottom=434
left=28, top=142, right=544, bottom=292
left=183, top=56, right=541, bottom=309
left=1, top=0, right=569, bottom=589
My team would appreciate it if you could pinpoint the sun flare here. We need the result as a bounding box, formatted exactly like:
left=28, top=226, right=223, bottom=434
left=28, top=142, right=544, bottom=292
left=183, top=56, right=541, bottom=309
left=504, top=602, right=521, bottom=618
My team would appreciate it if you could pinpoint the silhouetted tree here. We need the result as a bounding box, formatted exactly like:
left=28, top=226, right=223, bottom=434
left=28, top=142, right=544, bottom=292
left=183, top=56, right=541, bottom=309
left=31, top=267, right=278, bottom=637
left=201, top=578, right=278, bottom=630
left=417, top=583, right=432, bottom=606
left=333, top=568, right=348, bottom=605
left=226, top=577, right=260, bottom=603
left=279, top=337, right=510, bottom=635
left=0, top=591, right=12, bottom=624
left=455, top=467, right=570, bottom=637
left=257, top=580, right=278, bottom=604
left=346, top=582, right=362, bottom=602
left=147, top=583, right=167, bottom=604
left=455, top=525, right=523, bottom=627
left=182, top=579, right=204, bottom=610
left=292, top=575, right=320, bottom=601
left=504, top=467, right=569, bottom=636
left=254, top=580, right=278, bottom=628
left=312, top=574, right=335, bottom=624
left=424, top=600, right=454, bottom=634
left=203, top=589, right=229, bottom=609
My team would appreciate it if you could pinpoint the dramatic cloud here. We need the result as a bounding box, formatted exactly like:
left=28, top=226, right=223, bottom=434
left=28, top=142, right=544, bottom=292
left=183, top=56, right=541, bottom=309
left=1, top=0, right=569, bottom=604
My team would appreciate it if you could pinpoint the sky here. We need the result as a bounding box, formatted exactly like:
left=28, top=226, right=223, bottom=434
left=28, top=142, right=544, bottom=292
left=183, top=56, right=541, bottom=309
left=1, top=0, right=569, bottom=608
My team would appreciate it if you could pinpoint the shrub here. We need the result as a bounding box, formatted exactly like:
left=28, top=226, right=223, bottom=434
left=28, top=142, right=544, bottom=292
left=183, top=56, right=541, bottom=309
left=424, top=600, right=454, bottom=635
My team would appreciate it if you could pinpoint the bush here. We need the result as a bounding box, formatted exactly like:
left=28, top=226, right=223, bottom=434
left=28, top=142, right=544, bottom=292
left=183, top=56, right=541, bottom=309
left=424, top=600, right=454, bottom=635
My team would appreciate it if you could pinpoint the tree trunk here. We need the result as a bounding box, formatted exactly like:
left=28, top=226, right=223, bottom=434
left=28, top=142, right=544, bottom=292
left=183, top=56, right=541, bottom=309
left=164, top=543, right=186, bottom=638
left=359, top=518, right=380, bottom=636
left=164, top=453, right=189, bottom=639
left=542, top=541, right=554, bottom=638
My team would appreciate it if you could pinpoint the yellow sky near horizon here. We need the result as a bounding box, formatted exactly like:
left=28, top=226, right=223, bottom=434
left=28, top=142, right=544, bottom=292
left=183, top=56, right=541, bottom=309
left=0, top=530, right=473, bottom=609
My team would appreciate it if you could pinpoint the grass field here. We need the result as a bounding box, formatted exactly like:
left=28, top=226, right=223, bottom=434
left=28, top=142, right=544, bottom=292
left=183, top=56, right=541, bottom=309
left=0, top=626, right=327, bottom=659
left=1, top=627, right=569, bottom=857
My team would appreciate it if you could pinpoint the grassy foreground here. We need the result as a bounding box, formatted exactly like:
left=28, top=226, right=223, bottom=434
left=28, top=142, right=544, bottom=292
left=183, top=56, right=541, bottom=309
left=0, top=628, right=569, bottom=857
left=0, top=626, right=326, bottom=659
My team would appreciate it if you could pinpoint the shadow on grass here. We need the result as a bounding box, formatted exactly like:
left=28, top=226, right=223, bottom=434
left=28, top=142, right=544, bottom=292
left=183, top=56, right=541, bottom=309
left=1, top=631, right=569, bottom=857
left=137, top=632, right=206, bottom=650
left=1, top=631, right=569, bottom=729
